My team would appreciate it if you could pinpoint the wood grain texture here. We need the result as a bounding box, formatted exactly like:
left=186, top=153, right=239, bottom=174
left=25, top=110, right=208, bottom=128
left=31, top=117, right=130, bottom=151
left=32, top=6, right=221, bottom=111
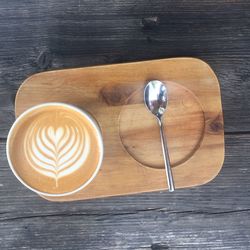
left=0, top=134, right=249, bottom=249
left=0, top=1, right=250, bottom=137
left=119, top=79, right=205, bottom=169
left=0, top=0, right=250, bottom=249
left=15, top=58, right=224, bottom=201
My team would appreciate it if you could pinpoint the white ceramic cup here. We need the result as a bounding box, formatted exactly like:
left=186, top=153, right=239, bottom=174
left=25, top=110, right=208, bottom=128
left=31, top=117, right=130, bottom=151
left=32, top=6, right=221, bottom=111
left=6, top=102, right=104, bottom=197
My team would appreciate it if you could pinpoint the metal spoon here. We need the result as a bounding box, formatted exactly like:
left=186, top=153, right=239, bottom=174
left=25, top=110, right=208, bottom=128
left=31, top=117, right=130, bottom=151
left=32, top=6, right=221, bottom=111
left=144, top=80, right=175, bottom=192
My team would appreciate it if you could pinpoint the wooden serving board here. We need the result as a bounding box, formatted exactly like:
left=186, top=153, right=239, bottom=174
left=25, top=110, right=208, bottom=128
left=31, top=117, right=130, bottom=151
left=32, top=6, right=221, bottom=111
left=15, top=58, right=224, bottom=201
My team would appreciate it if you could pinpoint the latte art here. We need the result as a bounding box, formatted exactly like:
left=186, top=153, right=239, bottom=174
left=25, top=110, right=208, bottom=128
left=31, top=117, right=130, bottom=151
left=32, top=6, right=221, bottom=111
left=24, top=112, right=90, bottom=187
left=7, top=103, right=103, bottom=196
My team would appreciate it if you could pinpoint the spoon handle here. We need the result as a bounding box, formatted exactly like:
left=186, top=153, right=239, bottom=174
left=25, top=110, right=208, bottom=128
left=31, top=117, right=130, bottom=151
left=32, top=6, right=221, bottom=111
left=158, top=120, right=175, bottom=192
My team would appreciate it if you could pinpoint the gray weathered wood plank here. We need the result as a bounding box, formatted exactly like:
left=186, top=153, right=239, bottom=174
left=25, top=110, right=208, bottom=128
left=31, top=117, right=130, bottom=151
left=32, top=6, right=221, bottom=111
left=1, top=0, right=250, bottom=137
left=0, top=134, right=249, bottom=249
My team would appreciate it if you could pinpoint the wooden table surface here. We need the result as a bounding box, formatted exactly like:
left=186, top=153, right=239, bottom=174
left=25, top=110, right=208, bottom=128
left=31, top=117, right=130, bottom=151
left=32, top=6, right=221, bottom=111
left=0, top=1, right=249, bottom=249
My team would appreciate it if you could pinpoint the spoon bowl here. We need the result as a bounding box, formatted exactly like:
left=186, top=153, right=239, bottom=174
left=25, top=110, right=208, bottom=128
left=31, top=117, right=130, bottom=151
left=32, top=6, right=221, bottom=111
left=144, top=80, right=168, bottom=119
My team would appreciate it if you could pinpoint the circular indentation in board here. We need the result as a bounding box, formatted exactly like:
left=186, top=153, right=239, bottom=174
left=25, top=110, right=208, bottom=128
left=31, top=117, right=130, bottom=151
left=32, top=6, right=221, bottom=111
left=119, top=81, right=205, bottom=169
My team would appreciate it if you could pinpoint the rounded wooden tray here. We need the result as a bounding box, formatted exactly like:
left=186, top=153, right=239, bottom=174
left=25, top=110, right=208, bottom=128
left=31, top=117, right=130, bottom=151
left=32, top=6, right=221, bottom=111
left=15, top=57, right=224, bottom=201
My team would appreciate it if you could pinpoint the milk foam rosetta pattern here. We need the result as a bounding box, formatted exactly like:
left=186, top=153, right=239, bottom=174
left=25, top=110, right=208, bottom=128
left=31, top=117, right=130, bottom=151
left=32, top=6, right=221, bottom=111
left=24, top=111, right=90, bottom=187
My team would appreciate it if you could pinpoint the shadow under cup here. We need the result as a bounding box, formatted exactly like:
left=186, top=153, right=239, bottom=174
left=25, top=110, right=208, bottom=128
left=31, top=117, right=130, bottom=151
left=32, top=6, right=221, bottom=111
left=6, top=103, right=104, bottom=197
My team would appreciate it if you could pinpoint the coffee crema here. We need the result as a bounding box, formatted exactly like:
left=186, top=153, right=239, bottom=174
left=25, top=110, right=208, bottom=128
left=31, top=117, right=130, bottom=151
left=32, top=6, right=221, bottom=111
left=7, top=103, right=103, bottom=196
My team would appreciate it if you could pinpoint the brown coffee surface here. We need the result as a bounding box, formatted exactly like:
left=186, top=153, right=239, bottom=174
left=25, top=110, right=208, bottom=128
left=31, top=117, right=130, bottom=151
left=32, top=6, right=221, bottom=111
left=8, top=105, right=102, bottom=195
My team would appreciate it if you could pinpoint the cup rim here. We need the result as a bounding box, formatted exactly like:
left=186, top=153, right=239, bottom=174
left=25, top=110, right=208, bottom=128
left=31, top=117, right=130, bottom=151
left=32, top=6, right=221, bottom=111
left=6, top=102, right=104, bottom=197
